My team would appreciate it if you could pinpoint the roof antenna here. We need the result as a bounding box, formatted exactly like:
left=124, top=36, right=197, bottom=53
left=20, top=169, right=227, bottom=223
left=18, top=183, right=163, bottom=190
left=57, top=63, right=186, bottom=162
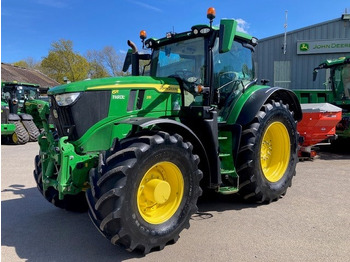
left=341, top=8, right=350, bottom=20
left=283, top=10, right=288, bottom=55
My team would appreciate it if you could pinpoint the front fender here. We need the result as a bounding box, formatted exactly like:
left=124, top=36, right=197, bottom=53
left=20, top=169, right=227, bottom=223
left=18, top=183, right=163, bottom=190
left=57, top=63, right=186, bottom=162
left=119, top=117, right=211, bottom=182
left=19, top=113, right=33, bottom=121
left=119, top=117, right=205, bottom=152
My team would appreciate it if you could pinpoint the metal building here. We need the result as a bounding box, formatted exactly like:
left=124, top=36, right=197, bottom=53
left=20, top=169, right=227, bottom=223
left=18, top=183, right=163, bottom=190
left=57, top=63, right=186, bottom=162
left=255, top=13, right=350, bottom=90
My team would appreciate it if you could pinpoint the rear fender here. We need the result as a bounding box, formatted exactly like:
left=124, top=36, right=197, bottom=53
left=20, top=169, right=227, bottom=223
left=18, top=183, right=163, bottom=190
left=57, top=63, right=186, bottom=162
left=236, top=87, right=302, bottom=126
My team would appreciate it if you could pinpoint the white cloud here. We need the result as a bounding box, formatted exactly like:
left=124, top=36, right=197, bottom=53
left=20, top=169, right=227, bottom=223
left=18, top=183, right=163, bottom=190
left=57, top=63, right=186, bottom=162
left=119, top=50, right=127, bottom=54
left=214, top=18, right=250, bottom=34
left=128, top=0, right=162, bottom=13
left=235, top=18, right=249, bottom=33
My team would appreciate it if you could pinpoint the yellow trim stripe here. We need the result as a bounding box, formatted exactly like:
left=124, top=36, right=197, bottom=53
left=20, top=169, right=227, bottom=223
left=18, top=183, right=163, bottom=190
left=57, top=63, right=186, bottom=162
left=87, top=84, right=181, bottom=93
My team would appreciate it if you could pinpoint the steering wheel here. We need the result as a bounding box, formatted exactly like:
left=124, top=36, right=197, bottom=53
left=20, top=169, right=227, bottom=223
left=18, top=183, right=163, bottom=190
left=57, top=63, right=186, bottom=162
left=218, top=71, right=237, bottom=93
left=174, top=70, right=198, bottom=83
left=168, top=70, right=200, bottom=94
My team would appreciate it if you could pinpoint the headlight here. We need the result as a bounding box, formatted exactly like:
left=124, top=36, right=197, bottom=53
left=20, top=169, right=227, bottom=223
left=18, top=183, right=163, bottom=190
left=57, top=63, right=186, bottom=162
left=55, top=92, right=81, bottom=106
left=200, top=27, right=210, bottom=34
left=191, top=25, right=211, bottom=35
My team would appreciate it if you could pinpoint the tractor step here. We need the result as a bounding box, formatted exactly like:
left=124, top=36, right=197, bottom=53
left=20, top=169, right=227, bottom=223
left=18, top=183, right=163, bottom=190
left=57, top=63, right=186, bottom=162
left=219, top=153, right=231, bottom=157
left=217, top=186, right=239, bottom=195
left=220, top=168, right=235, bottom=175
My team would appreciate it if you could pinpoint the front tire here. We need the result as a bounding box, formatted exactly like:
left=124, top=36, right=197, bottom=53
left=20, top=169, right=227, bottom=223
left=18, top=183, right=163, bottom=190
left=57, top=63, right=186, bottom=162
left=86, top=131, right=202, bottom=254
left=33, top=154, right=88, bottom=212
left=237, top=101, right=298, bottom=203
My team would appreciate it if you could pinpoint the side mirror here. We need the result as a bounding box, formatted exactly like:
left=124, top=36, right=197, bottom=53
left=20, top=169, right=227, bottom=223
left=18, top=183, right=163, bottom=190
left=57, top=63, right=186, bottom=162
left=313, top=69, right=318, bottom=81
left=122, top=49, right=151, bottom=75
left=219, top=19, right=237, bottom=53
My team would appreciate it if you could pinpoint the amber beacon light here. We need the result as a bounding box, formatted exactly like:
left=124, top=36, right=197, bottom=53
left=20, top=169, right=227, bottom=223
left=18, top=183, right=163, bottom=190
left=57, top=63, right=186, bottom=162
left=140, top=30, right=147, bottom=40
left=207, top=7, right=216, bottom=20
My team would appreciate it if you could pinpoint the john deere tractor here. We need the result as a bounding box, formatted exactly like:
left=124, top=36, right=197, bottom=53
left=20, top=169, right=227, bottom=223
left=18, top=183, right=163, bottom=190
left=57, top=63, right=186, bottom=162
left=1, top=81, right=43, bottom=144
left=294, top=56, right=350, bottom=138
left=33, top=8, right=302, bottom=254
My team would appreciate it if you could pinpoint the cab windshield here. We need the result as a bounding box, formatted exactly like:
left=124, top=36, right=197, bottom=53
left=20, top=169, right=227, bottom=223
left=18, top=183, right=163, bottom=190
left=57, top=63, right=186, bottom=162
left=151, top=37, right=206, bottom=85
left=2, top=85, right=40, bottom=104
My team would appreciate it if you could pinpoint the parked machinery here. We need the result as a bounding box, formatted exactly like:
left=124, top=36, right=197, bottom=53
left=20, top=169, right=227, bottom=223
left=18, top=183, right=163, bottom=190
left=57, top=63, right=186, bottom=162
left=33, top=8, right=302, bottom=253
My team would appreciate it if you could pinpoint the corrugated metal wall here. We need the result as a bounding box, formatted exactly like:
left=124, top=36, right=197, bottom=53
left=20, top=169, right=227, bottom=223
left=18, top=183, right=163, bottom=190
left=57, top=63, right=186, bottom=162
left=254, top=18, right=350, bottom=90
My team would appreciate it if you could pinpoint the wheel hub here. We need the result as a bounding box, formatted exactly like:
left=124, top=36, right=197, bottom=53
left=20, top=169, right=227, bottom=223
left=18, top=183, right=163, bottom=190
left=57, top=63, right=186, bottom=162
left=143, top=179, right=171, bottom=204
left=137, top=161, right=184, bottom=224
left=12, top=132, right=18, bottom=144
left=260, top=121, right=290, bottom=183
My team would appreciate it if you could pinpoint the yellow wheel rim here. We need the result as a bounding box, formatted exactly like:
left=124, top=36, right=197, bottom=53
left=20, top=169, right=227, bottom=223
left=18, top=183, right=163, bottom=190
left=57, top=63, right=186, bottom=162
left=260, top=122, right=290, bottom=183
left=137, top=161, right=184, bottom=224
left=12, top=133, right=18, bottom=144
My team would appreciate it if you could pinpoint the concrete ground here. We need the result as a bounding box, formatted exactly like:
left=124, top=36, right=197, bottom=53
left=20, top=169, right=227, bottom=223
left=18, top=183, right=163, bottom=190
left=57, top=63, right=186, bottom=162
left=1, top=142, right=350, bottom=262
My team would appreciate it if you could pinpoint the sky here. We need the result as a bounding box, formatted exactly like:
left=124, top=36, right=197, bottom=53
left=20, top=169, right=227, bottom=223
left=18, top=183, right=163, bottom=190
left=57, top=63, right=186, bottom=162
left=1, top=0, right=349, bottom=63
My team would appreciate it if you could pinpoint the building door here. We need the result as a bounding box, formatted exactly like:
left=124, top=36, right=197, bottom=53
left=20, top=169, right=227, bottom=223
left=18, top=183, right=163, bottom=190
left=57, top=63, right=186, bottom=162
left=274, top=61, right=291, bottom=89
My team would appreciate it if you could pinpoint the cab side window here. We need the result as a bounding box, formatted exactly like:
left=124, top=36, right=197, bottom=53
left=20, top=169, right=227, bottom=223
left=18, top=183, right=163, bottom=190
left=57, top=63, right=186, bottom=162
left=213, top=40, right=254, bottom=111
left=342, top=64, right=350, bottom=98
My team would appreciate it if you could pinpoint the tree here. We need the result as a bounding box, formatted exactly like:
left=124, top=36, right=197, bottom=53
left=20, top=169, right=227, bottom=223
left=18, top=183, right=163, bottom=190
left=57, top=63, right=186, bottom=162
left=85, top=46, right=126, bottom=77
left=85, top=50, right=109, bottom=79
left=101, top=46, right=124, bottom=76
left=41, top=39, right=90, bottom=83
left=13, top=57, right=40, bottom=69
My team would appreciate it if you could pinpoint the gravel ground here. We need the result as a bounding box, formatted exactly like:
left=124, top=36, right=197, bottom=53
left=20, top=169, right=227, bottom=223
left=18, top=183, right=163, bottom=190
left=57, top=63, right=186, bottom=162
left=1, top=142, right=350, bottom=262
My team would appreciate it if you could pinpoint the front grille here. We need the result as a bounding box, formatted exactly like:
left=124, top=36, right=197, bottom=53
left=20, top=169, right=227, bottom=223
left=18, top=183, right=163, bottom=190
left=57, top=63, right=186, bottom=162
left=50, top=91, right=111, bottom=141
left=50, top=98, right=75, bottom=137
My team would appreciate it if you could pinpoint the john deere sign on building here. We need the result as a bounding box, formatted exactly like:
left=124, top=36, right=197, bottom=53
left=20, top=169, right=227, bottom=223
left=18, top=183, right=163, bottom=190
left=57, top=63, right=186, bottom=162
left=297, top=39, right=350, bottom=54
left=255, top=14, right=350, bottom=90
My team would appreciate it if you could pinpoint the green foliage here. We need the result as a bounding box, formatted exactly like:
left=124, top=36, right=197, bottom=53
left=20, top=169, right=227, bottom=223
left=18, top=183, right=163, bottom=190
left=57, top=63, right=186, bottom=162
left=14, top=39, right=128, bottom=82
left=41, top=39, right=90, bottom=84
left=13, top=57, right=41, bottom=69
left=88, top=61, right=110, bottom=79
left=13, top=60, right=29, bottom=68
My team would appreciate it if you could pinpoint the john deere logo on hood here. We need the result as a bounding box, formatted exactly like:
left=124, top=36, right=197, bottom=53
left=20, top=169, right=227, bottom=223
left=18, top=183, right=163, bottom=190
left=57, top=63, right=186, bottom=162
left=299, top=43, right=309, bottom=51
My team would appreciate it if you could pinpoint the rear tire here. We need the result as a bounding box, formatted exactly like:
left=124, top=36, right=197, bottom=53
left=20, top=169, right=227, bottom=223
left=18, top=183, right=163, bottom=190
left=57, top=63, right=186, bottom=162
left=33, top=154, right=88, bottom=212
left=237, top=101, right=298, bottom=203
left=22, top=120, right=40, bottom=142
left=86, top=131, right=202, bottom=254
left=9, top=120, right=29, bottom=145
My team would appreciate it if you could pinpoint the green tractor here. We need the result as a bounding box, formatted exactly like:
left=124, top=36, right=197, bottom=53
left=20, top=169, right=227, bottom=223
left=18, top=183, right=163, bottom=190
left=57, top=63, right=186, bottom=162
left=294, top=56, right=350, bottom=138
left=1, top=101, right=16, bottom=139
left=1, top=81, right=44, bottom=144
left=34, top=8, right=302, bottom=254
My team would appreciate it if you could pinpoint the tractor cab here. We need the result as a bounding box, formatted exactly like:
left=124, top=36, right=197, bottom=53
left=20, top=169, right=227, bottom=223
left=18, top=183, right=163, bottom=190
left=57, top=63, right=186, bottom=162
left=1, top=82, right=42, bottom=144
left=123, top=8, right=257, bottom=121
left=1, top=82, right=41, bottom=114
left=334, top=62, right=350, bottom=101
left=313, top=56, right=350, bottom=105
left=147, top=34, right=255, bottom=110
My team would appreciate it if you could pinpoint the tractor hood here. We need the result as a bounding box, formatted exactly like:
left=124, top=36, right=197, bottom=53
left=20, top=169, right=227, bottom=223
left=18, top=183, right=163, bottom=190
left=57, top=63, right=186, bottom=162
left=316, top=56, right=350, bottom=69
left=48, top=76, right=181, bottom=95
